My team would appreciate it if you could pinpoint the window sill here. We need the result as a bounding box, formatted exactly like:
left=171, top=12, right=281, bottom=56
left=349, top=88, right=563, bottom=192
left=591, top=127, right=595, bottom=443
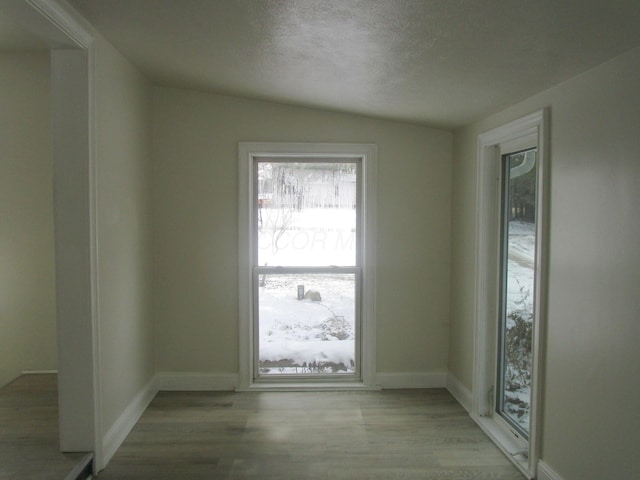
left=236, top=381, right=381, bottom=392
left=471, top=413, right=533, bottom=479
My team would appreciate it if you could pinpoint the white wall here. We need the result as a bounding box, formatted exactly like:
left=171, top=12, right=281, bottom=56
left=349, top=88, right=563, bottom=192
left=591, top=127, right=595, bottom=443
left=0, top=52, right=56, bottom=388
left=152, top=88, right=452, bottom=381
left=450, top=46, right=640, bottom=479
left=94, top=39, right=155, bottom=437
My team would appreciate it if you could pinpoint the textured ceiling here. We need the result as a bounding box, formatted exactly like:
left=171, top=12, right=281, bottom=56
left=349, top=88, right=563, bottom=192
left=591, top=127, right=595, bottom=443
left=24, top=1, right=640, bottom=127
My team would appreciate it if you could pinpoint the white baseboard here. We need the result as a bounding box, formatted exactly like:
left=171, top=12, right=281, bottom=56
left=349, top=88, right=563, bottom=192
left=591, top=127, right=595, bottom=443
left=22, top=369, right=58, bottom=375
left=154, top=372, right=455, bottom=391
left=446, top=373, right=472, bottom=412
left=101, top=376, right=158, bottom=468
left=155, top=372, right=239, bottom=391
left=375, top=372, right=447, bottom=389
left=537, top=460, right=565, bottom=480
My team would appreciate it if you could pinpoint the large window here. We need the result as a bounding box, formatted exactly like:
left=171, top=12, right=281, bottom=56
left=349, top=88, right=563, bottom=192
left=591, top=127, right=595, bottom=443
left=238, top=143, right=377, bottom=388
left=255, top=159, right=360, bottom=377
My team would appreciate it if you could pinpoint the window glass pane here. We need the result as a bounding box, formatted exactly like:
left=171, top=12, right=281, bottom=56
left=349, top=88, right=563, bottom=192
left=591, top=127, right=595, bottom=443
left=257, top=161, right=357, bottom=267
left=498, top=148, right=537, bottom=436
left=258, top=273, right=356, bottom=375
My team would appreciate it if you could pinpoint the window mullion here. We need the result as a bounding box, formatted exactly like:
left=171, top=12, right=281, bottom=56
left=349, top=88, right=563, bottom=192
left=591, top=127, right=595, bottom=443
left=255, top=266, right=360, bottom=275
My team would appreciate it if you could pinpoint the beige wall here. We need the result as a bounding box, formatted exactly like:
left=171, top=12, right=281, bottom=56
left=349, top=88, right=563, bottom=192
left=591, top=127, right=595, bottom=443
left=450, top=46, right=640, bottom=479
left=152, top=88, right=452, bottom=376
left=94, top=39, right=155, bottom=434
left=0, top=53, right=56, bottom=388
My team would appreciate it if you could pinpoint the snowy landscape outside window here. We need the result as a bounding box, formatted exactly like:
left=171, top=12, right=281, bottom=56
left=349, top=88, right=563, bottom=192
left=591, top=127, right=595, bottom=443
left=497, top=148, right=537, bottom=437
left=255, top=160, right=361, bottom=377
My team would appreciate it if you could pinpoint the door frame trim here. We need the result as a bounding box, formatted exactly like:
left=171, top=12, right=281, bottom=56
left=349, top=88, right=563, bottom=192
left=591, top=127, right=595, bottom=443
left=2, top=0, right=103, bottom=471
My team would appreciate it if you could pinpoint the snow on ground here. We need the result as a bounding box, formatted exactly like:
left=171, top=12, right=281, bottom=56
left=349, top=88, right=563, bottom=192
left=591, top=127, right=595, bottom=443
left=259, top=273, right=355, bottom=374
left=505, top=220, right=535, bottom=314
left=503, top=220, right=536, bottom=431
left=257, top=208, right=356, bottom=375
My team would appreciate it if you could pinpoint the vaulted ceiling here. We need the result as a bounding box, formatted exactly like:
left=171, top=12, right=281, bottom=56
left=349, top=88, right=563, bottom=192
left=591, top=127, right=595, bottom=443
left=6, top=0, right=640, bottom=128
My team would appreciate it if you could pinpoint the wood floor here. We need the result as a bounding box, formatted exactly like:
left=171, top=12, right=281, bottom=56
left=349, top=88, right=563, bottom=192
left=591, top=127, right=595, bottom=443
left=0, top=374, right=88, bottom=480
left=97, top=388, right=524, bottom=479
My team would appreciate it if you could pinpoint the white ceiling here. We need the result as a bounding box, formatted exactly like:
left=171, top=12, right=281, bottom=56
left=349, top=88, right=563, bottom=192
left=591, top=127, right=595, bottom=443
left=10, top=0, right=640, bottom=128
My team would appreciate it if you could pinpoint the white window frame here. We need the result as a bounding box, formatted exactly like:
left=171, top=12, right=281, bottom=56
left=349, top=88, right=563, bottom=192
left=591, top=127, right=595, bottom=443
left=471, top=110, right=548, bottom=479
left=238, top=143, right=377, bottom=390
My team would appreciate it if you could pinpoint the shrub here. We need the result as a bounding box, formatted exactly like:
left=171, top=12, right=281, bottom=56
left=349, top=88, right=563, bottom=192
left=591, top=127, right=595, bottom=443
left=505, top=310, right=532, bottom=392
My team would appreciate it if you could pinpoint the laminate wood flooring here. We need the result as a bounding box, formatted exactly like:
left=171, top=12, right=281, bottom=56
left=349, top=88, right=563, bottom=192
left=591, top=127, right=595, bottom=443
left=97, top=388, right=524, bottom=479
left=0, top=374, right=88, bottom=480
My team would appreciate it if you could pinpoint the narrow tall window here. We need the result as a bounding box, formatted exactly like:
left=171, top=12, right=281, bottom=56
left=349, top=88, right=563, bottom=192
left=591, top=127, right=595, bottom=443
left=472, top=110, right=547, bottom=479
left=497, top=148, right=537, bottom=438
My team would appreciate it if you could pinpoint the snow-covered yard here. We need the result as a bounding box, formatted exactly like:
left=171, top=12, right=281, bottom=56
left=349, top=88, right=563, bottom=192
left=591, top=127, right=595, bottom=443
left=257, top=207, right=357, bottom=375
left=502, top=220, right=536, bottom=431
left=258, top=273, right=355, bottom=374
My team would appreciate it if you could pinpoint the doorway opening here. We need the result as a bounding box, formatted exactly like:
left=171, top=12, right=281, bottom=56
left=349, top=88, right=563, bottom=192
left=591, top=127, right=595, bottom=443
left=1, top=0, right=101, bottom=469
